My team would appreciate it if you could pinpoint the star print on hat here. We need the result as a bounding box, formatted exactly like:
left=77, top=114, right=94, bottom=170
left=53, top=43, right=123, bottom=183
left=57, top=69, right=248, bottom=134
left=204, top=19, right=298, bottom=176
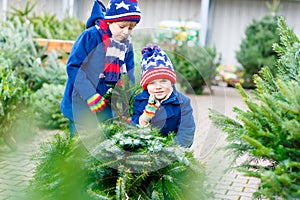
left=104, top=0, right=141, bottom=23
left=140, top=44, right=176, bottom=90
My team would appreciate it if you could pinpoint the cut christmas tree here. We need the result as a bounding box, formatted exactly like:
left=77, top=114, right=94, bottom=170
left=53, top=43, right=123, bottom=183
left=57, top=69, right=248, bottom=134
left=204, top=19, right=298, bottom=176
left=28, top=122, right=212, bottom=200
left=209, top=17, right=300, bottom=199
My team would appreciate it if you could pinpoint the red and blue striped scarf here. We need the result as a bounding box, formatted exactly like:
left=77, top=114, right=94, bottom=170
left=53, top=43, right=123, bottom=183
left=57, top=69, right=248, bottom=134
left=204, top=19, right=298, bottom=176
left=96, top=20, right=130, bottom=84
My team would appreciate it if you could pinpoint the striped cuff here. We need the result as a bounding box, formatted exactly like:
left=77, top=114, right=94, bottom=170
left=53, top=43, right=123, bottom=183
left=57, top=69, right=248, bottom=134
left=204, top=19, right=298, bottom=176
left=87, top=93, right=102, bottom=106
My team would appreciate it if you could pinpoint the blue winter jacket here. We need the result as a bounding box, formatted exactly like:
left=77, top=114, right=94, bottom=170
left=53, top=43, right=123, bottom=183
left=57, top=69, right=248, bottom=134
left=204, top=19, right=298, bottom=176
left=60, top=0, right=135, bottom=121
left=131, top=89, right=196, bottom=148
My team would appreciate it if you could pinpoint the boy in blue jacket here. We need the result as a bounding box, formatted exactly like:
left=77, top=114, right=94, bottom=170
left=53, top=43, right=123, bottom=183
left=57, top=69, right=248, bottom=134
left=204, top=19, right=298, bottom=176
left=60, top=0, right=141, bottom=137
left=131, top=44, right=196, bottom=148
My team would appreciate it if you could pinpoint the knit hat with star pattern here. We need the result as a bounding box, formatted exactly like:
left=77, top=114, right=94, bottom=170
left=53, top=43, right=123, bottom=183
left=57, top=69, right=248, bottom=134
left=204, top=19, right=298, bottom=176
left=140, top=44, right=176, bottom=90
left=104, top=0, right=141, bottom=23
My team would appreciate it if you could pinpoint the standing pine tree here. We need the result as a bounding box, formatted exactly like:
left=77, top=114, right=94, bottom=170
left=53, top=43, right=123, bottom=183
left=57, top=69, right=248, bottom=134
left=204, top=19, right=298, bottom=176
left=209, top=16, right=300, bottom=199
left=235, top=1, right=281, bottom=88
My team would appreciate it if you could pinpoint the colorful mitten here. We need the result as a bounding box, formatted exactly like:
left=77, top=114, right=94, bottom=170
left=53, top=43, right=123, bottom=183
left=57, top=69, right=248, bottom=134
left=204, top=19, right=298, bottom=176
left=87, top=93, right=106, bottom=113
left=139, top=95, right=160, bottom=125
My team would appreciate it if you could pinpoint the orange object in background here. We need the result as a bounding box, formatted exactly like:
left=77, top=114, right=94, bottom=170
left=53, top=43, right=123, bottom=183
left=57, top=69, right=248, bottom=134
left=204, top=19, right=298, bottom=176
left=35, top=38, right=74, bottom=63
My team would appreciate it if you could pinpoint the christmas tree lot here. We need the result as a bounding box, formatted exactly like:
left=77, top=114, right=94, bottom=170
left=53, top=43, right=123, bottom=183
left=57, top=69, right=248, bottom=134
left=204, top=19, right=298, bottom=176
left=209, top=17, right=300, bottom=199
left=27, top=121, right=212, bottom=200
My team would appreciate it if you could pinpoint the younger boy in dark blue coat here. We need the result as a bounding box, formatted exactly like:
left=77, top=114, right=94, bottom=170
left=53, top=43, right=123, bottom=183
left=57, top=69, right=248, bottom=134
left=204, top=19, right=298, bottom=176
left=60, top=0, right=141, bottom=137
left=131, top=45, right=196, bottom=148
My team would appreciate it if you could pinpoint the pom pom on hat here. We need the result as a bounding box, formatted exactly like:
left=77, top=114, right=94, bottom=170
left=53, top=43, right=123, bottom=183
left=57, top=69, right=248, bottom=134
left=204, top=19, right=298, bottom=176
left=104, top=0, right=141, bottom=23
left=140, top=44, right=176, bottom=90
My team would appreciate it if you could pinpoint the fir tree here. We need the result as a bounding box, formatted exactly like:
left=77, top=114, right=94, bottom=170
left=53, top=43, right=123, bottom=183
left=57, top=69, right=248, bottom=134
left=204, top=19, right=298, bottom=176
left=236, top=0, right=281, bottom=88
left=209, top=17, right=300, bottom=199
left=28, top=122, right=211, bottom=200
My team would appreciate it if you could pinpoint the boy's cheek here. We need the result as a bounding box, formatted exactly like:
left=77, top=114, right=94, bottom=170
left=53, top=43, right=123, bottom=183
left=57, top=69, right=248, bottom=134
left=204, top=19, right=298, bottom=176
left=146, top=86, right=154, bottom=95
left=148, top=91, right=155, bottom=96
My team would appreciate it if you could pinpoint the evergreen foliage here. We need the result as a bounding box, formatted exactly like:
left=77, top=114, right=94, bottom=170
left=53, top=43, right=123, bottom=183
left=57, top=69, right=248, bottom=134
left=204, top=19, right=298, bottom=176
left=0, top=15, right=69, bottom=133
left=209, top=17, right=300, bottom=199
left=169, top=44, right=221, bottom=94
left=0, top=16, right=67, bottom=91
left=31, top=83, right=68, bottom=129
left=0, top=57, right=32, bottom=149
left=236, top=14, right=280, bottom=88
left=28, top=122, right=211, bottom=200
left=0, top=17, right=44, bottom=74
left=109, top=75, right=142, bottom=120
left=28, top=133, right=92, bottom=200
left=273, top=18, right=300, bottom=82
left=7, top=1, right=85, bottom=40
left=23, top=53, right=67, bottom=92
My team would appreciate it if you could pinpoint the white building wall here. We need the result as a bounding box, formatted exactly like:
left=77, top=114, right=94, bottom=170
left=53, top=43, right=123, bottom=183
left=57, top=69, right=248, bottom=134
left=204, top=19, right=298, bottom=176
left=2, top=0, right=66, bottom=19
left=72, top=0, right=202, bottom=30
left=138, top=0, right=201, bottom=29
left=2, top=0, right=300, bottom=66
left=210, top=0, right=300, bottom=66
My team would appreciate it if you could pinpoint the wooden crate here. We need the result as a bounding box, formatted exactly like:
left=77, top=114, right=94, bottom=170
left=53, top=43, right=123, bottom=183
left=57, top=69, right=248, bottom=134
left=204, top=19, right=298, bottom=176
left=35, top=38, right=74, bottom=63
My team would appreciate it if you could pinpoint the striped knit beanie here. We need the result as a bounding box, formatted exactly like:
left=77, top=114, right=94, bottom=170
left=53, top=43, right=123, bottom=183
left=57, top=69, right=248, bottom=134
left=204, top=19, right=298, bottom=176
left=104, top=0, right=141, bottom=23
left=140, top=44, right=176, bottom=90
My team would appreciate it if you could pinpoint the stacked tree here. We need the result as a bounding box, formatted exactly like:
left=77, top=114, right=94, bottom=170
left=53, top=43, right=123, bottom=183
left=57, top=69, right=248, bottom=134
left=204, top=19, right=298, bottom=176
left=28, top=122, right=211, bottom=200
left=209, top=17, right=300, bottom=199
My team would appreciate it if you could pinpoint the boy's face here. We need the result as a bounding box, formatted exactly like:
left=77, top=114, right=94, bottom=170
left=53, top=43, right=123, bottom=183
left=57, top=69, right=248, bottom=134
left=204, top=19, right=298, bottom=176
left=147, top=79, right=173, bottom=100
left=108, top=21, right=137, bottom=42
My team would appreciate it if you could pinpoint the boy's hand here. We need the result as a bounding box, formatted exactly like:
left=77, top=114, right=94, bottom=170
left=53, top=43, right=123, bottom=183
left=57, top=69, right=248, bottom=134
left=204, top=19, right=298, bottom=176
left=139, top=95, right=160, bottom=125
left=87, top=93, right=107, bottom=113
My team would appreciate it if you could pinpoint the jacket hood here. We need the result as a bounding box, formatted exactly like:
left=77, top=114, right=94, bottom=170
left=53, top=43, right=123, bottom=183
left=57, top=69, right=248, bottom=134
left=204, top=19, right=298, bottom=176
left=86, top=0, right=106, bottom=29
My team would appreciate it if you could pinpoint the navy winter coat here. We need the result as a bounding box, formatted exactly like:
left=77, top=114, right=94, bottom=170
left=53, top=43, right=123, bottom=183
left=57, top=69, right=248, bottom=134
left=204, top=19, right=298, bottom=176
left=131, top=89, right=196, bottom=148
left=60, top=0, right=135, bottom=122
